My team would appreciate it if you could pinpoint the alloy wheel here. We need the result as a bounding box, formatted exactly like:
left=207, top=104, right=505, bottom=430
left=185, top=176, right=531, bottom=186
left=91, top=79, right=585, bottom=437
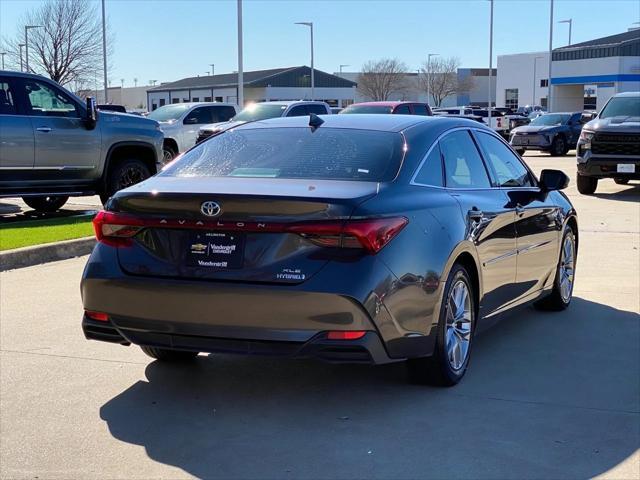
left=559, top=234, right=575, bottom=302
left=117, top=165, right=147, bottom=190
left=445, top=280, right=472, bottom=371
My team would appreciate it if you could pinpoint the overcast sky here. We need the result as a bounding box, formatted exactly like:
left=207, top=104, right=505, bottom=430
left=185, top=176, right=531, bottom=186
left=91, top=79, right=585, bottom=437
left=1, top=0, right=638, bottom=86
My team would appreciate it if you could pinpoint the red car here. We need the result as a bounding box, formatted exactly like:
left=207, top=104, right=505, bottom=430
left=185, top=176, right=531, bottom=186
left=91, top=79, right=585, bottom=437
left=340, top=101, right=432, bottom=116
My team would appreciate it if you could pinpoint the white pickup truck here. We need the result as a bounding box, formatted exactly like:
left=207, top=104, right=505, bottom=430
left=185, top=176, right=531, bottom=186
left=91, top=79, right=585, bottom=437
left=433, top=106, right=508, bottom=135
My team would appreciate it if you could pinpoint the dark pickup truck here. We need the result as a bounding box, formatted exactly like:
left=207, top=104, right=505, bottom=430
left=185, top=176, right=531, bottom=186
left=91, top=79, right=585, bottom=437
left=576, top=92, right=640, bottom=194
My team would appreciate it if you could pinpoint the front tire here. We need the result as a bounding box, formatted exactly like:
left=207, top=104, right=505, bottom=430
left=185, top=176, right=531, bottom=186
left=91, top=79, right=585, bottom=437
left=407, top=264, right=475, bottom=387
left=22, top=195, right=69, bottom=213
left=100, top=158, right=151, bottom=205
left=140, top=346, right=199, bottom=362
left=576, top=173, right=598, bottom=195
left=550, top=136, right=567, bottom=156
left=614, top=178, right=629, bottom=185
left=535, top=226, right=576, bottom=311
left=162, top=145, right=176, bottom=164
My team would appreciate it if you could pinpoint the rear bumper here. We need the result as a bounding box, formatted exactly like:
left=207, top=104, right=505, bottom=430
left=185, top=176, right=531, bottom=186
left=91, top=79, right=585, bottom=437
left=82, top=315, right=398, bottom=364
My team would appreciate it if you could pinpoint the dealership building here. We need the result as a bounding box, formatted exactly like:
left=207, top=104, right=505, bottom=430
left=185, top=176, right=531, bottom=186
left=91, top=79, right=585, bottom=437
left=497, top=29, right=640, bottom=112
left=146, top=66, right=357, bottom=110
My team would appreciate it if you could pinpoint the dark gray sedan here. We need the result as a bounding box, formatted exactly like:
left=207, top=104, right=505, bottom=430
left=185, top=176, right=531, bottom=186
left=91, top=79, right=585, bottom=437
left=81, top=114, right=578, bottom=386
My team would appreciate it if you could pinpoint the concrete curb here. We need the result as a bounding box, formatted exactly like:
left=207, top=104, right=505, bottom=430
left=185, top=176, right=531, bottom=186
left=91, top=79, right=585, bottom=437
left=0, top=237, right=96, bottom=271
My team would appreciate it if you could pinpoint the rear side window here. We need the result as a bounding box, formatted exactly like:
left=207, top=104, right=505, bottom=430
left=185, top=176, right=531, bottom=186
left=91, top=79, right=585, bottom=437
left=0, top=80, right=17, bottom=115
left=475, top=132, right=533, bottom=187
left=286, top=105, right=308, bottom=117
left=413, top=143, right=443, bottom=187
left=184, top=107, right=212, bottom=124
left=162, top=127, right=404, bottom=182
left=440, top=130, right=491, bottom=188
left=306, top=104, right=328, bottom=115
left=395, top=105, right=411, bottom=114
left=413, top=104, right=430, bottom=116
left=211, top=106, right=236, bottom=123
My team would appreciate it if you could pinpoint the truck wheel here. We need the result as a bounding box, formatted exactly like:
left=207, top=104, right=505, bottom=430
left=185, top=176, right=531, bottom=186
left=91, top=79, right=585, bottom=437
left=22, top=195, right=69, bottom=213
left=576, top=173, right=598, bottom=195
left=515, top=148, right=525, bottom=156
left=550, top=136, right=567, bottom=156
left=100, top=159, right=151, bottom=205
left=140, top=346, right=199, bottom=362
left=614, top=178, right=629, bottom=185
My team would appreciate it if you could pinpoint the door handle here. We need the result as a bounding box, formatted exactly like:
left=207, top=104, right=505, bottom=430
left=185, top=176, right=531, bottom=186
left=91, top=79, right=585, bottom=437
left=515, top=204, right=525, bottom=215
left=468, top=208, right=484, bottom=221
left=36, top=127, right=52, bottom=133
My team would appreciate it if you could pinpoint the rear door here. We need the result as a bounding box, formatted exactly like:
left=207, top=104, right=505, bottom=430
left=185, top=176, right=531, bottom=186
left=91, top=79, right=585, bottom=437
left=439, top=129, right=517, bottom=315
left=18, top=77, right=101, bottom=170
left=473, top=130, right=560, bottom=301
left=0, top=76, right=34, bottom=171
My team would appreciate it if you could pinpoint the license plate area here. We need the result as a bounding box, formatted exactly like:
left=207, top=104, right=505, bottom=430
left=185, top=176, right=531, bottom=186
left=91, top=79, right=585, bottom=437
left=186, top=231, right=246, bottom=269
left=617, top=164, right=635, bottom=173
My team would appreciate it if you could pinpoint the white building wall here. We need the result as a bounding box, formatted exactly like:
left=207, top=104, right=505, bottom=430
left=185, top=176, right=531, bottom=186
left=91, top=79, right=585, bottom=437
left=496, top=52, right=550, bottom=108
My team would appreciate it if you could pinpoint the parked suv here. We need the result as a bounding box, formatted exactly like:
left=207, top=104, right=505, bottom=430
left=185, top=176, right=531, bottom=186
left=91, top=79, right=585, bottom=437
left=510, top=112, right=589, bottom=156
left=196, top=101, right=331, bottom=144
left=576, top=92, right=640, bottom=194
left=148, top=102, right=238, bottom=162
left=0, top=71, right=163, bottom=212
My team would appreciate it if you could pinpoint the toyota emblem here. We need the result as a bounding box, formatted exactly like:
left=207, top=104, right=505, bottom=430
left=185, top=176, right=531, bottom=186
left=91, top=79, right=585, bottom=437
left=200, top=201, right=221, bottom=217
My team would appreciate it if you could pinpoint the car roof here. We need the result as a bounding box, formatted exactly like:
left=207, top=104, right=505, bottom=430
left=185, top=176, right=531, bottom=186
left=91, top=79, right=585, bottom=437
left=177, top=102, right=237, bottom=108
left=613, top=91, right=640, bottom=98
left=349, top=101, right=420, bottom=107
left=254, top=100, right=328, bottom=106
left=235, top=113, right=487, bottom=133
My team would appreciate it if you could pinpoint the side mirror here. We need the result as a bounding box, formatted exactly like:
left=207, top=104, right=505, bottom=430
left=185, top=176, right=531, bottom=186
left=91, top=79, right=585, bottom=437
left=183, top=117, right=198, bottom=125
left=85, top=97, right=98, bottom=130
left=540, top=169, right=569, bottom=191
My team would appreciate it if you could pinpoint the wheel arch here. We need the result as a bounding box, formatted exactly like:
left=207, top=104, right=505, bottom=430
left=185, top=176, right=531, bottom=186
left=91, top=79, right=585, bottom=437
left=101, top=141, right=158, bottom=192
left=163, top=137, right=179, bottom=153
left=440, top=242, right=483, bottom=316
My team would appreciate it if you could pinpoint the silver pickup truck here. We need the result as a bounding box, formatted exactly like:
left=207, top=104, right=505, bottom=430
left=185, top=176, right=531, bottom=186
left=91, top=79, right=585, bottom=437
left=0, top=71, right=163, bottom=212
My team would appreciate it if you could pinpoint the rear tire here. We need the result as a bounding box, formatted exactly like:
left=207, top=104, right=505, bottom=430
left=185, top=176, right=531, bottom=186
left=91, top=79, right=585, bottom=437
left=576, top=173, right=598, bottom=195
left=550, top=136, right=567, bottom=156
left=100, top=158, right=151, bottom=205
left=614, top=178, right=629, bottom=185
left=140, top=346, right=199, bottom=362
left=535, top=226, right=576, bottom=311
left=22, top=195, right=69, bottom=213
left=407, top=264, right=475, bottom=387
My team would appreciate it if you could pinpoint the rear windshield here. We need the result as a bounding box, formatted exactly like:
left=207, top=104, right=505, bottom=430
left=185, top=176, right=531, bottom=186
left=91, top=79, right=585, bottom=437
left=340, top=105, right=394, bottom=114
left=161, top=127, right=404, bottom=182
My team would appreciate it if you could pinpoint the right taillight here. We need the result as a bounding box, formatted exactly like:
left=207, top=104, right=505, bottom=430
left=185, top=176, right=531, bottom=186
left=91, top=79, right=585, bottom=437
left=287, top=217, right=408, bottom=254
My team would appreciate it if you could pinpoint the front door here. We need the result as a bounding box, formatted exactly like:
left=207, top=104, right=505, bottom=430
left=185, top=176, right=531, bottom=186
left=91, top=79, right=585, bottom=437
left=18, top=78, right=101, bottom=171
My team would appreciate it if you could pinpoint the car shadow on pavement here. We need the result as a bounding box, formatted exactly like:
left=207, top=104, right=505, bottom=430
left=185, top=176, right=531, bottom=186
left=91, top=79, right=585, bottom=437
left=591, top=182, right=640, bottom=203
left=99, top=297, right=639, bottom=479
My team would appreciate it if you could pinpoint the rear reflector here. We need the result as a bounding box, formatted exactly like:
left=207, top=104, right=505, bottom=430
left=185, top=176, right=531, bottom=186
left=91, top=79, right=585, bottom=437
left=327, top=331, right=367, bottom=340
left=92, top=210, right=407, bottom=254
left=85, top=310, right=109, bottom=322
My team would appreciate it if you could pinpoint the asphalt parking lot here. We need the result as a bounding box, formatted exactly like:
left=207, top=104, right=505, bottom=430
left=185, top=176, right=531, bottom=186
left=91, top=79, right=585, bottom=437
left=1, top=152, right=638, bottom=479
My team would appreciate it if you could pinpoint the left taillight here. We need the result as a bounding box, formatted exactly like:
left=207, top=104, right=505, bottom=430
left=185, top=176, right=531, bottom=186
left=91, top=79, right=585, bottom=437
left=93, top=210, right=145, bottom=247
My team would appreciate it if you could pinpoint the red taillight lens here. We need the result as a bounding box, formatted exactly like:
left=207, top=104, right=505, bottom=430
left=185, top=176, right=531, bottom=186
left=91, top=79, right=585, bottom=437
left=85, top=310, right=109, bottom=322
left=327, top=331, right=367, bottom=340
left=288, top=217, right=408, bottom=254
left=93, top=210, right=144, bottom=246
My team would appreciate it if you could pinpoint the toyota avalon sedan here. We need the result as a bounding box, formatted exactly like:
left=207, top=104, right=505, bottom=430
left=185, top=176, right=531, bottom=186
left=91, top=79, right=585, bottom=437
left=81, top=114, right=578, bottom=386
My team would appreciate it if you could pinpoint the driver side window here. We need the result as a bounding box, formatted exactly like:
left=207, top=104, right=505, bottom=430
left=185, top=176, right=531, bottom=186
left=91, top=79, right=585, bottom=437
left=21, top=80, right=80, bottom=118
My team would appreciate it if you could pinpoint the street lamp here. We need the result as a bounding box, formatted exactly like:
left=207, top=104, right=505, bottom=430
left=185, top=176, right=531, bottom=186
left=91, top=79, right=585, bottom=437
left=18, top=44, right=26, bottom=72
left=558, top=19, right=572, bottom=45
left=237, top=0, right=244, bottom=108
left=488, top=0, right=494, bottom=115
left=134, top=78, right=138, bottom=87
left=532, top=56, right=544, bottom=105
left=0, top=52, right=6, bottom=70
left=209, top=63, right=215, bottom=76
left=295, top=22, right=314, bottom=100
left=339, top=64, right=349, bottom=74
left=24, top=25, right=42, bottom=73
left=101, top=0, right=108, bottom=102
left=426, top=53, right=439, bottom=106
left=547, top=0, right=555, bottom=112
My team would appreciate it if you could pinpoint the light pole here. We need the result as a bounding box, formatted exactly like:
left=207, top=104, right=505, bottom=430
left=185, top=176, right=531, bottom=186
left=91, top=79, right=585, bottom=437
left=237, top=0, right=244, bottom=108
left=295, top=22, right=314, bottom=100
left=558, top=19, right=572, bottom=45
left=134, top=78, right=138, bottom=87
left=488, top=0, right=494, bottom=116
left=547, top=0, right=555, bottom=112
left=426, top=53, right=439, bottom=106
left=339, top=64, right=350, bottom=74
left=101, top=0, right=108, bottom=102
left=209, top=63, right=215, bottom=76
left=0, top=52, right=6, bottom=70
left=532, top=56, right=544, bottom=105
left=18, top=44, right=25, bottom=72
left=24, top=25, right=42, bottom=73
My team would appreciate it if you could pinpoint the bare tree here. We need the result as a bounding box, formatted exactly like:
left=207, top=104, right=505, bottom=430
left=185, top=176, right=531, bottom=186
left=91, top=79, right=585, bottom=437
left=6, top=0, right=110, bottom=87
left=419, top=57, right=474, bottom=107
left=356, top=58, right=409, bottom=101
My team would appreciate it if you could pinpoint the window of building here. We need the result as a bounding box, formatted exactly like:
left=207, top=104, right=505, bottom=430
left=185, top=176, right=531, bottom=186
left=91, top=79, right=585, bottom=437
left=192, top=97, right=199, bottom=102
left=183, top=98, right=189, bottom=103
left=159, top=98, right=166, bottom=107
left=215, top=96, right=223, bottom=102
left=540, top=79, right=549, bottom=88
left=440, top=130, right=491, bottom=188
left=151, top=103, right=158, bottom=111
left=540, top=97, right=547, bottom=109
left=505, top=88, right=518, bottom=109
left=204, top=96, right=212, bottom=102
left=172, top=98, right=180, bottom=104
